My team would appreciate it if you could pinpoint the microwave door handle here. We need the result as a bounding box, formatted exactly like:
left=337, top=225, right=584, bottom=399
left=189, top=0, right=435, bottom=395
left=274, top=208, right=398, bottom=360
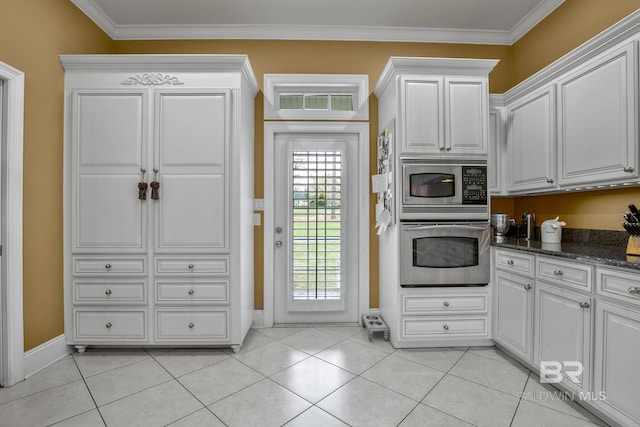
left=405, top=224, right=488, bottom=232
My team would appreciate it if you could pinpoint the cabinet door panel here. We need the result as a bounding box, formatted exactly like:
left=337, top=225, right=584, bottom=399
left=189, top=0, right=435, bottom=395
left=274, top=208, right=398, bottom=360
left=594, top=302, right=640, bottom=425
left=446, top=79, right=486, bottom=154
left=494, top=271, right=533, bottom=361
left=72, top=90, right=148, bottom=253
left=76, top=92, right=145, bottom=169
left=402, top=77, right=443, bottom=153
left=157, top=91, right=228, bottom=169
left=155, top=174, right=227, bottom=252
left=559, top=42, right=637, bottom=185
left=76, top=175, right=145, bottom=251
left=534, top=285, right=591, bottom=393
left=154, top=90, right=230, bottom=253
left=507, top=86, right=556, bottom=192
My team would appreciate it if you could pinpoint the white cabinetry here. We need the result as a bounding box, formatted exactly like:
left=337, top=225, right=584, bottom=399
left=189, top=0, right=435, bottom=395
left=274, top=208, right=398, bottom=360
left=534, top=283, right=592, bottom=394
left=493, top=16, right=640, bottom=195
left=489, top=99, right=505, bottom=194
left=558, top=41, right=638, bottom=186
left=62, top=55, right=258, bottom=351
left=506, top=84, right=556, bottom=192
left=399, top=288, right=491, bottom=347
left=375, top=57, right=498, bottom=157
left=534, top=257, right=594, bottom=395
left=493, top=249, right=535, bottom=361
left=593, top=267, right=640, bottom=427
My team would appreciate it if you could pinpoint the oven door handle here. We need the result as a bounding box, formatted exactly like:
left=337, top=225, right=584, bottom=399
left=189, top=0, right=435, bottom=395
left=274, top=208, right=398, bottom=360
left=404, top=224, right=488, bottom=232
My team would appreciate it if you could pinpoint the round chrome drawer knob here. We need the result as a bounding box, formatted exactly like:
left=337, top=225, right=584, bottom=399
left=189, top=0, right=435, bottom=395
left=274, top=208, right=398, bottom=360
left=188, top=323, right=195, bottom=329
left=553, top=269, right=563, bottom=276
left=106, top=322, right=112, bottom=328
left=579, top=302, right=590, bottom=309
left=507, top=260, right=514, bottom=265
left=105, top=264, right=112, bottom=270
left=443, top=324, right=449, bottom=331
left=188, top=289, right=194, bottom=295
left=188, top=264, right=194, bottom=269
left=524, top=284, right=532, bottom=290
left=443, top=301, right=450, bottom=307
left=105, top=289, right=112, bottom=295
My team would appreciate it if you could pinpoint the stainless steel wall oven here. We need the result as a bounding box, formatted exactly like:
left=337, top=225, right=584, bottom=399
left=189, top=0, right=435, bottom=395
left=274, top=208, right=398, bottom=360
left=400, top=221, right=491, bottom=287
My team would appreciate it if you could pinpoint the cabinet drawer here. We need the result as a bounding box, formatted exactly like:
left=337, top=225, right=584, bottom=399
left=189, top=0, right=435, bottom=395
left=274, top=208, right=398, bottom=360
left=402, top=316, right=488, bottom=337
left=494, top=249, right=535, bottom=276
left=596, top=267, right=640, bottom=306
left=537, top=257, right=593, bottom=291
left=155, top=257, right=229, bottom=275
left=73, top=257, right=146, bottom=275
left=155, top=279, right=229, bottom=304
left=402, top=294, right=487, bottom=315
left=73, top=309, right=147, bottom=342
left=155, top=310, right=229, bottom=342
left=73, top=279, right=146, bottom=304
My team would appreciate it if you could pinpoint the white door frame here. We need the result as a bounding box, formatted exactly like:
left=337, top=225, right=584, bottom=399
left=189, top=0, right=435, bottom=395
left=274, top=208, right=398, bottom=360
left=264, top=122, right=369, bottom=327
left=0, top=61, right=25, bottom=387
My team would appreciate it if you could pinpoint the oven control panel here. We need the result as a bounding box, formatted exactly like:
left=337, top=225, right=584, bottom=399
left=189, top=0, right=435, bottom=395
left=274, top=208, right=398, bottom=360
left=462, top=166, right=487, bottom=205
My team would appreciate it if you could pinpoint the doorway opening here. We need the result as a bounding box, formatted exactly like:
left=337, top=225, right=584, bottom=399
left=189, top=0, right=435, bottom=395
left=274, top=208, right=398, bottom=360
left=0, top=60, right=25, bottom=387
left=264, top=122, right=369, bottom=326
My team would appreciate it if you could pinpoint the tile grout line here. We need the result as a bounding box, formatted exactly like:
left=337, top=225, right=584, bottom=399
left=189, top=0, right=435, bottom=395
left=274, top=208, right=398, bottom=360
left=70, top=352, right=108, bottom=427
left=509, top=371, right=533, bottom=426
left=145, top=348, right=231, bottom=427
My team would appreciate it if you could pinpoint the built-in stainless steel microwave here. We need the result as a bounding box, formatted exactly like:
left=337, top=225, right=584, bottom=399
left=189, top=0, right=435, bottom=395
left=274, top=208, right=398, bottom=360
left=401, top=159, right=488, bottom=220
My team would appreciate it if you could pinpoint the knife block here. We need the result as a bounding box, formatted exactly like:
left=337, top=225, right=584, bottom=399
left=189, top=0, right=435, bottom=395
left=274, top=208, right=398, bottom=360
left=627, top=236, right=640, bottom=255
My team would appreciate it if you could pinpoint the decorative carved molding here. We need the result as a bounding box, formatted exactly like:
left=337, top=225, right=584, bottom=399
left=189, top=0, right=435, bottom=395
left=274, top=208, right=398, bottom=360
left=121, top=73, right=184, bottom=86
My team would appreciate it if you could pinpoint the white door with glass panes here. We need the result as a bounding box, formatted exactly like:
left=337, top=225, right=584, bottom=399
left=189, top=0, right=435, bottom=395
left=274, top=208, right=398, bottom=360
left=273, top=133, right=359, bottom=323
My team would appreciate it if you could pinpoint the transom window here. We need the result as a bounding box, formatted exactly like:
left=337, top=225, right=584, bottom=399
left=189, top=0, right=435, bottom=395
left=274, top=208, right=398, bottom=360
left=264, top=74, right=368, bottom=120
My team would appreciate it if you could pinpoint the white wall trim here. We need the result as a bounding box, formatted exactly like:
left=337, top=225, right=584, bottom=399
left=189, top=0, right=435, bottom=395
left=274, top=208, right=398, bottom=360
left=0, top=61, right=25, bottom=387
left=264, top=122, right=369, bottom=328
left=24, top=335, right=72, bottom=379
left=252, top=310, right=265, bottom=329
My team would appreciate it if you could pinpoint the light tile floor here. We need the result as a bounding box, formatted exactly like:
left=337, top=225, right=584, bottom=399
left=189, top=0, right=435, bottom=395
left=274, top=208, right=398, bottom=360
left=0, top=327, right=609, bottom=427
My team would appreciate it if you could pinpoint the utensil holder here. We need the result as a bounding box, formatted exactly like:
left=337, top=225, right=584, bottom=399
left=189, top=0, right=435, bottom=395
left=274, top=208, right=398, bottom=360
left=627, top=236, right=640, bottom=255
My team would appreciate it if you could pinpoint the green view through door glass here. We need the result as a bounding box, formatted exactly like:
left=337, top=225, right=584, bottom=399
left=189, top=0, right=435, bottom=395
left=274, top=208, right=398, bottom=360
left=304, top=94, right=329, bottom=110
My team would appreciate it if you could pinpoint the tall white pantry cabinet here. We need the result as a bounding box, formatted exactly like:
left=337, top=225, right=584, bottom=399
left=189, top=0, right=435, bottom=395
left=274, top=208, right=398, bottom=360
left=60, top=55, right=258, bottom=352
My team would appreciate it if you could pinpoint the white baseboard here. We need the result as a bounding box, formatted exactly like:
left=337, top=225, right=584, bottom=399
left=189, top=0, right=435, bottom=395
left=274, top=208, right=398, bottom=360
left=24, top=335, right=72, bottom=379
left=253, top=310, right=265, bottom=328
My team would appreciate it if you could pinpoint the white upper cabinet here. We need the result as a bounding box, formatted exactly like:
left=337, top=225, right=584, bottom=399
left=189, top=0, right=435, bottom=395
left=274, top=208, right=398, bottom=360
left=375, top=57, right=498, bottom=157
left=557, top=41, right=638, bottom=186
left=400, top=76, right=489, bottom=155
left=446, top=78, right=488, bottom=155
left=154, top=90, right=230, bottom=253
left=402, top=76, right=443, bottom=153
left=489, top=99, right=505, bottom=194
left=492, top=14, right=640, bottom=195
left=72, top=90, right=149, bottom=254
left=506, top=84, right=556, bottom=193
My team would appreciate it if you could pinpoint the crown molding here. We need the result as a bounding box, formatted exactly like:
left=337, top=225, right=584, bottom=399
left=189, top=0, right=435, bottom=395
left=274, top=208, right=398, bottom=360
left=71, top=0, right=564, bottom=45
left=59, top=54, right=259, bottom=96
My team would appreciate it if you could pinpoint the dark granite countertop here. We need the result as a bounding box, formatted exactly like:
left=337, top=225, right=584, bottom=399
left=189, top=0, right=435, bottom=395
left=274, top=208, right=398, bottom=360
left=492, top=237, right=640, bottom=271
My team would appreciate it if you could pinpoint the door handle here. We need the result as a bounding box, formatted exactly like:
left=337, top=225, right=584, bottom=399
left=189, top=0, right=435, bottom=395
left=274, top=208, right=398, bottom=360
left=275, top=241, right=283, bottom=248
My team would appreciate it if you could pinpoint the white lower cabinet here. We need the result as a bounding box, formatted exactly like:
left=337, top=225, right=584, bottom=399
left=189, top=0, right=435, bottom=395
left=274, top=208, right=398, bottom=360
left=534, top=283, right=592, bottom=394
left=492, top=247, right=640, bottom=427
left=493, top=270, right=534, bottom=362
left=399, top=288, right=491, bottom=347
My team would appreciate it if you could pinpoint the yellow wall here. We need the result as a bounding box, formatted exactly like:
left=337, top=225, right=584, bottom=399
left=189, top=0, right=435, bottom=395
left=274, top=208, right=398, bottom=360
left=0, top=0, right=113, bottom=350
left=1, top=0, right=638, bottom=350
left=112, top=40, right=513, bottom=310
